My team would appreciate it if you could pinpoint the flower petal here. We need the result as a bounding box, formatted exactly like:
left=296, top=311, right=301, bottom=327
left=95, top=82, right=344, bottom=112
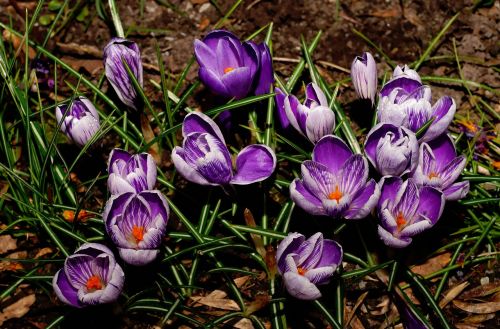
left=301, top=160, right=336, bottom=199
left=377, top=225, right=412, bottom=248
left=440, top=155, right=466, bottom=188
left=316, top=239, right=343, bottom=268
left=275, top=87, right=290, bottom=129
left=443, top=181, right=469, bottom=201
left=416, top=186, right=445, bottom=225
left=345, top=179, right=380, bottom=219
left=304, top=266, right=335, bottom=285
left=283, top=272, right=322, bottom=300
left=118, top=248, right=159, bottom=266
left=296, top=232, right=323, bottom=269
left=182, top=112, right=226, bottom=143
left=305, top=106, right=335, bottom=144
left=171, top=147, right=213, bottom=186
left=231, top=144, right=276, bottom=185
left=276, top=232, right=305, bottom=274
left=340, top=155, right=369, bottom=195
left=53, top=269, right=82, bottom=307
left=199, top=67, right=229, bottom=97
left=378, top=176, right=403, bottom=208
left=305, top=83, right=328, bottom=107
left=312, top=135, right=352, bottom=173
left=421, top=96, right=456, bottom=142
left=220, top=66, right=253, bottom=99
left=289, top=179, right=326, bottom=216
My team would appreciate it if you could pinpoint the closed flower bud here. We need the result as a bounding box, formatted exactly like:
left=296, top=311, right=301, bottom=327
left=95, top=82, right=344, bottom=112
left=104, top=38, right=143, bottom=111
left=351, top=52, right=377, bottom=104
left=55, top=96, right=100, bottom=147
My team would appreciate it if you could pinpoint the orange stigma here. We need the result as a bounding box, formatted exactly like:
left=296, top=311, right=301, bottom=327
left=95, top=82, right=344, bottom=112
left=396, top=211, right=407, bottom=229
left=428, top=172, right=439, bottom=179
left=86, top=275, right=103, bottom=291
left=328, top=185, right=343, bottom=204
left=132, top=225, right=145, bottom=242
left=297, top=267, right=307, bottom=276
left=223, top=67, right=234, bottom=74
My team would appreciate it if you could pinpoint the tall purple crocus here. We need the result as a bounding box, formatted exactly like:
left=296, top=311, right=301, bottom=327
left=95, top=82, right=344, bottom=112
left=290, top=135, right=380, bottom=219
left=377, top=177, right=445, bottom=248
left=351, top=52, right=377, bottom=105
left=364, top=123, right=418, bottom=176
left=53, top=243, right=124, bottom=307
left=55, top=96, right=101, bottom=147
left=276, top=232, right=343, bottom=300
left=377, top=65, right=456, bottom=142
left=278, top=83, right=335, bottom=144
left=103, top=190, right=169, bottom=266
left=104, top=38, right=143, bottom=111
left=172, top=112, right=276, bottom=186
left=107, top=149, right=157, bottom=195
left=412, top=134, right=469, bottom=201
left=194, top=30, right=273, bottom=99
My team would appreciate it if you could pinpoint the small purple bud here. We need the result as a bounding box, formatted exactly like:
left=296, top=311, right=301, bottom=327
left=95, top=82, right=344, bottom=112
left=351, top=52, right=377, bottom=104
left=52, top=243, right=124, bottom=307
left=103, top=190, right=169, bottom=266
left=276, top=232, right=343, bottom=300
left=55, top=96, right=100, bottom=147
left=104, top=38, right=143, bottom=111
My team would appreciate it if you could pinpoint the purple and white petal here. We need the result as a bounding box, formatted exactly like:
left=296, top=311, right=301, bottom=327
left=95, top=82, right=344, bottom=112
left=289, top=179, right=327, bottom=216
left=344, top=179, right=380, bottom=219
left=118, top=248, right=159, bottom=266
left=377, top=225, right=412, bottom=248
left=305, top=106, right=335, bottom=144
left=443, top=181, right=469, bottom=201
left=312, top=135, right=353, bottom=173
left=283, top=272, right=322, bottom=300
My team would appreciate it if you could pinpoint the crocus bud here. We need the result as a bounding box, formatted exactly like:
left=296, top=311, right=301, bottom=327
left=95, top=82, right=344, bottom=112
left=103, top=190, right=169, bottom=266
left=276, top=232, right=343, bottom=300
left=104, top=38, right=143, bottom=111
left=351, top=52, right=377, bottom=104
left=107, top=148, right=157, bottom=195
left=364, top=123, right=418, bottom=176
left=55, top=96, right=100, bottom=147
left=53, top=243, right=124, bottom=307
left=245, top=41, right=274, bottom=95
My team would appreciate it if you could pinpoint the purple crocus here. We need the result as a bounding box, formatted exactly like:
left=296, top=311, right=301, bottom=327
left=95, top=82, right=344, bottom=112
left=172, top=112, right=276, bottom=186
left=103, top=190, right=169, bottom=266
left=290, top=135, right=380, bottom=219
left=412, top=134, right=469, bottom=201
left=194, top=30, right=273, bottom=99
left=351, top=52, right=377, bottom=104
left=107, top=148, right=157, bottom=195
left=280, top=83, right=335, bottom=144
left=52, top=243, right=124, bottom=307
left=104, top=38, right=143, bottom=111
left=377, top=177, right=445, bottom=248
left=276, top=232, right=343, bottom=300
left=364, top=123, right=418, bottom=176
left=377, top=65, right=456, bottom=142
left=55, top=96, right=100, bottom=147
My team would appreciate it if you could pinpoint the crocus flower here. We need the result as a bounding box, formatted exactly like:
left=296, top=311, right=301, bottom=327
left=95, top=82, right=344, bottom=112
left=194, top=30, right=273, bottom=99
left=364, top=123, right=418, bottom=176
left=276, top=232, right=343, bottom=300
left=104, top=38, right=143, bottom=111
left=412, top=134, right=469, bottom=201
left=172, top=112, right=276, bottom=186
left=290, top=135, right=380, bottom=219
left=53, top=243, right=124, bottom=307
left=30, top=59, right=54, bottom=92
left=377, top=65, right=456, bottom=142
left=107, top=148, right=157, bottom=195
left=282, top=83, right=335, bottom=143
left=103, top=190, right=169, bottom=266
left=351, top=52, right=377, bottom=104
left=55, top=96, right=100, bottom=147
left=377, top=177, right=445, bottom=248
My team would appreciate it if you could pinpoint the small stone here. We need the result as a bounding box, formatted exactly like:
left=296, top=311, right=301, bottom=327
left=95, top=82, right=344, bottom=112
left=480, top=277, right=489, bottom=285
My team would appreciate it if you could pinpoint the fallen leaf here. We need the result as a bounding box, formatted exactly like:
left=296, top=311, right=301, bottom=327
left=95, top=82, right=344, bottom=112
left=56, top=42, right=102, bottom=58
left=244, top=209, right=266, bottom=258
left=190, top=296, right=241, bottom=311
left=34, top=247, right=53, bottom=259
left=198, top=17, right=210, bottom=31
left=411, top=252, right=451, bottom=277
left=0, top=294, right=36, bottom=326
left=234, top=276, right=250, bottom=288
left=0, top=235, right=17, bottom=254
left=140, top=114, right=161, bottom=165
left=2, top=30, right=36, bottom=59
left=439, top=282, right=469, bottom=308
left=60, top=56, right=102, bottom=75
left=453, top=300, right=500, bottom=314
left=370, top=8, right=400, bottom=18
left=0, top=251, right=27, bottom=272
left=461, top=313, right=496, bottom=324
left=460, top=282, right=500, bottom=300
left=234, top=318, right=254, bottom=329
left=455, top=324, right=479, bottom=329
left=345, top=291, right=368, bottom=328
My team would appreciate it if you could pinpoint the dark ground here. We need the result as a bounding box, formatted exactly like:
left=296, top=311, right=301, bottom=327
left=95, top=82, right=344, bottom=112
left=0, top=0, right=498, bottom=328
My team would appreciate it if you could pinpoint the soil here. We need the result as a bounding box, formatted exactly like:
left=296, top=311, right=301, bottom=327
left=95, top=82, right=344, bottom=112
left=0, top=0, right=498, bottom=328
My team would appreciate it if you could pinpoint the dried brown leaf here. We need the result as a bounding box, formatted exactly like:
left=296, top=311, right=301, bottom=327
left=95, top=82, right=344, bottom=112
left=140, top=114, right=161, bottom=164
left=439, top=281, right=469, bottom=308
left=460, top=282, right=500, bottom=300
left=0, top=294, right=36, bottom=326
left=461, top=313, right=496, bottom=324
left=453, top=300, right=500, bottom=314
left=198, top=17, right=210, bottom=31
left=56, top=42, right=102, bottom=58
left=370, top=8, right=400, bottom=18
left=411, top=252, right=451, bottom=277
left=190, top=296, right=241, bottom=311
left=234, top=318, right=254, bottom=329
left=345, top=291, right=368, bottom=328
left=0, top=235, right=17, bottom=254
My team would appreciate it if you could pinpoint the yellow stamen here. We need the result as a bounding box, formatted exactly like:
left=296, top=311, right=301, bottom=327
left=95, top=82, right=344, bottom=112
left=86, top=275, right=103, bottom=291
left=328, top=185, right=342, bottom=204
left=297, top=267, right=307, bottom=276
left=132, top=225, right=145, bottom=243
left=223, top=67, right=234, bottom=74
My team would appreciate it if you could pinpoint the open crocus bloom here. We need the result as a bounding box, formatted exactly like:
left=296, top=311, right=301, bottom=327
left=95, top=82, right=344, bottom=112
left=53, top=243, right=124, bottom=307
left=364, top=123, right=418, bottom=176
left=290, top=135, right=380, bottom=219
left=412, top=134, right=469, bottom=201
left=172, top=112, right=276, bottom=186
left=103, top=190, right=169, bottom=266
left=276, top=232, right=343, bottom=300
left=377, top=177, right=445, bottom=248
left=107, top=149, right=157, bottom=195
left=377, top=65, right=456, bottom=142
left=55, top=96, right=101, bottom=147
left=103, top=38, right=143, bottom=111
left=280, top=83, right=336, bottom=144
left=351, top=52, right=378, bottom=104
left=194, top=30, right=273, bottom=99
